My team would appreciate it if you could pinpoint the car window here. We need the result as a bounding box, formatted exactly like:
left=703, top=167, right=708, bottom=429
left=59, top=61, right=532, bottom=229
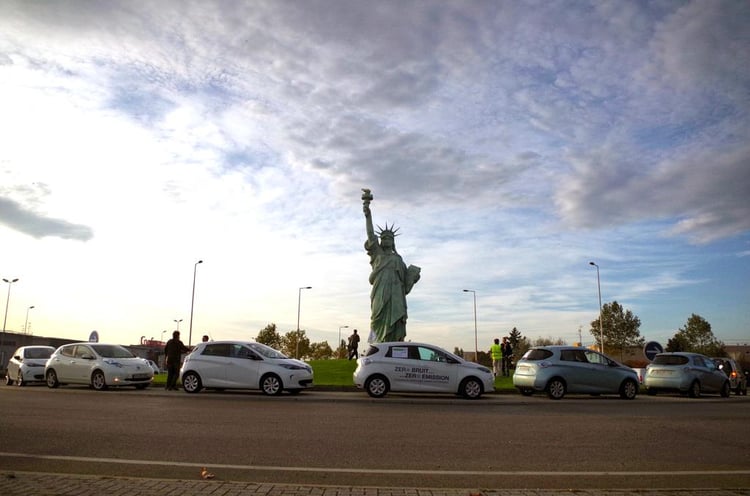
left=363, top=345, right=380, bottom=357
left=652, top=354, right=688, bottom=365
left=233, top=345, right=260, bottom=359
left=74, top=345, right=92, bottom=359
left=25, top=348, right=53, bottom=359
left=560, top=350, right=588, bottom=362
left=386, top=346, right=411, bottom=359
left=202, top=343, right=232, bottom=357
left=584, top=350, right=610, bottom=365
left=523, top=349, right=554, bottom=361
left=60, top=346, right=75, bottom=358
left=91, top=345, right=133, bottom=358
left=416, top=346, right=449, bottom=362
left=247, top=342, right=286, bottom=359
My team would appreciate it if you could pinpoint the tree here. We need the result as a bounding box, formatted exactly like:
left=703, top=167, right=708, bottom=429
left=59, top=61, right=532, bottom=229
left=336, top=339, right=348, bottom=359
left=281, top=329, right=311, bottom=359
left=309, top=341, right=333, bottom=360
left=256, top=323, right=282, bottom=349
left=590, top=300, right=645, bottom=359
left=508, top=327, right=522, bottom=350
left=668, top=314, right=725, bottom=356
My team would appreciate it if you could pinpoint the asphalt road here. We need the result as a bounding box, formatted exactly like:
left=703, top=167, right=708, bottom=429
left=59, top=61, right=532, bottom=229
left=1, top=385, right=749, bottom=490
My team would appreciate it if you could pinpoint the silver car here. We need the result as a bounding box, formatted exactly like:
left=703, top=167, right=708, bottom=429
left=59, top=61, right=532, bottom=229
left=45, top=343, right=153, bottom=390
left=513, top=345, right=639, bottom=400
left=353, top=342, right=494, bottom=399
left=5, top=345, right=55, bottom=386
left=180, top=341, right=313, bottom=395
left=644, top=352, right=730, bottom=398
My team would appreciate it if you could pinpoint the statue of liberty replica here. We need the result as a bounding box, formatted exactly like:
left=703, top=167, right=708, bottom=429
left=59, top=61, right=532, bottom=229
left=362, top=189, right=421, bottom=343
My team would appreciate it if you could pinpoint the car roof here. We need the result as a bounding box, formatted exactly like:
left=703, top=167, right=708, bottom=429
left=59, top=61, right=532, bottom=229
left=19, top=345, right=55, bottom=349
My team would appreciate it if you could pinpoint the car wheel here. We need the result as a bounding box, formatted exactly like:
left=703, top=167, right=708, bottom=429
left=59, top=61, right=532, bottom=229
left=182, top=371, right=202, bottom=393
left=260, top=373, right=283, bottom=396
left=459, top=377, right=483, bottom=399
left=5, top=374, right=12, bottom=386
left=688, top=380, right=701, bottom=398
left=91, top=370, right=108, bottom=391
left=46, top=369, right=59, bottom=388
left=619, top=379, right=638, bottom=400
left=546, top=378, right=566, bottom=400
left=365, top=374, right=389, bottom=398
left=720, top=381, right=730, bottom=398
left=519, top=387, right=534, bottom=396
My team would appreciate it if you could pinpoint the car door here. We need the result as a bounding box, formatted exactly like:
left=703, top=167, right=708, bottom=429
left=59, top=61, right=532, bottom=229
left=72, top=345, right=96, bottom=383
left=50, top=345, right=77, bottom=382
left=194, top=343, right=233, bottom=387
left=224, top=344, right=262, bottom=389
left=412, top=345, right=457, bottom=393
left=583, top=350, right=620, bottom=393
left=558, top=349, right=595, bottom=392
left=695, top=356, right=724, bottom=393
left=385, top=344, right=418, bottom=392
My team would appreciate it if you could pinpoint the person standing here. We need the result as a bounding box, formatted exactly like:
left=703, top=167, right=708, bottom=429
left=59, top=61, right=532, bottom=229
left=347, top=329, right=361, bottom=360
left=490, top=338, right=503, bottom=378
left=501, top=336, right=513, bottom=376
left=164, top=330, right=188, bottom=391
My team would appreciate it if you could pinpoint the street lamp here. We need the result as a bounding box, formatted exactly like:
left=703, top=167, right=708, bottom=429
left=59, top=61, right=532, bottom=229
left=161, top=330, right=166, bottom=342
left=338, top=325, right=349, bottom=358
left=188, top=260, right=203, bottom=347
left=463, top=289, right=478, bottom=362
left=1, top=278, right=20, bottom=367
left=24, top=305, right=35, bottom=334
left=296, top=286, right=312, bottom=359
left=174, top=318, right=183, bottom=331
left=589, top=262, right=604, bottom=353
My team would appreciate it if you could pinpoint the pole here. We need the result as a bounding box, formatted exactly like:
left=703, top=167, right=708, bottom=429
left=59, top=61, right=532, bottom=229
left=174, top=319, right=182, bottom=331
left=296, top=286, right=312, bottom=359
left=589, top=262, right=604, bottom=353
left=338, top=325, right=348, bottom=358
left=24, top=305, right=34, bottom=334
left=1, top=278, right=19, bottom=367
left=188, top=260, right=203, bottom=347
left=463, top=289, right=478, bottom=362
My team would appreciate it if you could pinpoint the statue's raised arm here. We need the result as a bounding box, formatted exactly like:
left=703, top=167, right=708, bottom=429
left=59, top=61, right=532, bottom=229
left=362, top=188, right=376, bottom=244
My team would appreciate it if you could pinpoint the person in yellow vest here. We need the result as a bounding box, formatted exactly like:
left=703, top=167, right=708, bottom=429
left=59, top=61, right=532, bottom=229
left=490, top=338, right=503, bottom=377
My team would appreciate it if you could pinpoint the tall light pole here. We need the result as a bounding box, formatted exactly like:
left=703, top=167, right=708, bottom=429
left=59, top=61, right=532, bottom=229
left=463, top=289, right=478, bottom=362
left=338, top=325, right=349, bottom=358
left=589, top=262, right=604, bottom=353
left=188, top=260, right=203, bottom=347
left=1, top=278, right=20, bottom=367
left=296, top=286, right=312, bottom=359
left=24, top=305, right=35, bottom=334
left=174, top=318, right=183, bottom=331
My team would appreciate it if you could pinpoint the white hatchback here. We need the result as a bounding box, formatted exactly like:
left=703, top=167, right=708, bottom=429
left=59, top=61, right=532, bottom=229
left=179, top=341, right=313, bottom=395
left=353, top=342, right=495, bottom=399
left=45, top=343, right=154, bottom=390
left=5, top=345, right=56, bottom=386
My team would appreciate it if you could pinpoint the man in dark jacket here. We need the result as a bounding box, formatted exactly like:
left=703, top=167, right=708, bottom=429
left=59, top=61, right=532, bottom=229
left=164, top=331, right=189, bottom=390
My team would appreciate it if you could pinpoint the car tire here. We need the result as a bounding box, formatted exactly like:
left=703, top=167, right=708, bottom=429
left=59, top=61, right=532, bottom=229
left=459, top=377, right=483, bottom=399
left=46, top=369, right=59, bottom=388
left=5, top=374, right=12, bottom=386
left=260, top=373, right=283, bottom=396
left=91, top=370, right=108, bottom=391
left=365, top=374, right=389, bottom=398
left=619, top=379, right=638, bottom=400
left=182, top=371, right=203, bottom=393
left=546, top=378, right=566, bottom=400
left=688, top=380, right=701, bottom=398
left=519, top=387, right=534, bottom=396
left=720, top=381, right=730, bottom=398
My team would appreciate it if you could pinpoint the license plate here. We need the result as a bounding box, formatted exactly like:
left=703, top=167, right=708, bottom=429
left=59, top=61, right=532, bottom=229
left=132, top=373, right=151, bottom=380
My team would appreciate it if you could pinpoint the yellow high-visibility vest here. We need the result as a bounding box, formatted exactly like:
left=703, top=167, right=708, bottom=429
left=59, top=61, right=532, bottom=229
left=490, top=343, right=503, bottom=360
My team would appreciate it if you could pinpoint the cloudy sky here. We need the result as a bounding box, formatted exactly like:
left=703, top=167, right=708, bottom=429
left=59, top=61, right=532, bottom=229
left=1, top=0, right=748, bottom=354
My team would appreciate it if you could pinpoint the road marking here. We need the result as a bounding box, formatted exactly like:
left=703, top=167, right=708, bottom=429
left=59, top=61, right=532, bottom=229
left=2, top=453, right=749, bottom=476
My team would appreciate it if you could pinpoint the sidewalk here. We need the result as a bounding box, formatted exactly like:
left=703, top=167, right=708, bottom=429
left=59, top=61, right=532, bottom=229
left=1, top=471, right=749, bottom=496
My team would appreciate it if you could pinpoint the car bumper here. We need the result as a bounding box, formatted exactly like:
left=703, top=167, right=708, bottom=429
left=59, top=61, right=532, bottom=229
left=643, top=376, right=690, bottom=392
left=20, top=366, right=46, bottom=382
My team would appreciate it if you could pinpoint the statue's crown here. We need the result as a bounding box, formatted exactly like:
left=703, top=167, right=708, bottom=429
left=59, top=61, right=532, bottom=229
left=376, top=223, right=400, bottom=239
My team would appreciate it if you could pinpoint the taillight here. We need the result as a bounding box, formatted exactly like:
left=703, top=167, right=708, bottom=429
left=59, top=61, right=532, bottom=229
left=731, top=371, right=737, bottom=378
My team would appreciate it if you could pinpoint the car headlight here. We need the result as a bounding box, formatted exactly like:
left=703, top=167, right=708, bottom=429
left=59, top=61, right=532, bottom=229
left=280, top=364, right=307, bottom=370
left=478, top=366, right=492, bottom=374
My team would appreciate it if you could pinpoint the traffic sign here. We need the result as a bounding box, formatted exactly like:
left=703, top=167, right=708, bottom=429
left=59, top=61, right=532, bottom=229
left=644, top=341, right=663, bottom=361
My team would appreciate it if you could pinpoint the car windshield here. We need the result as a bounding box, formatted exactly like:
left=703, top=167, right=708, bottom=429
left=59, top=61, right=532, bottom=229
left=523, top=349, right=554, bottom=361
left=247, top=342, right=287, bottom=359
left=652, top=354, right=689, bottom=366
left=25, top=348, right=53, bottom=359
left=91, top=345, right=134, bottom=359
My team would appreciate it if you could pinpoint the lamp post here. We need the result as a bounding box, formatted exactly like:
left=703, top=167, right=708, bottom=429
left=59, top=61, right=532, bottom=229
left=463, top=289, right=478, bottom=362
left=1, top=278, right=20, bottom=367
left=188, top=260, right=203, bottom=347
left=296, top=286, right=312, bottom=359
left=589, top=262, right=604, bottom=353
left=338, top=325, right=349, bottom=358
left=174, top=319, right=183, bottom=331
left=24, top=305, right=35, bottom=334
left=161, top=330, right=166, bottom=342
